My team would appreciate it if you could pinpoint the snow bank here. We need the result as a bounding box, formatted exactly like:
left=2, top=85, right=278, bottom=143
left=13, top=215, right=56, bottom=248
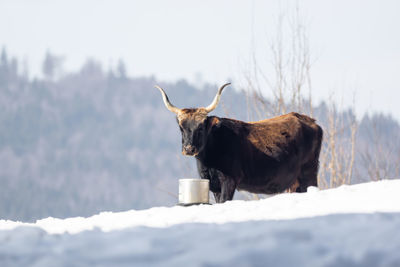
left=1, top=179, right=399, bottom=234
left=0, top=180, right=399, bottom=266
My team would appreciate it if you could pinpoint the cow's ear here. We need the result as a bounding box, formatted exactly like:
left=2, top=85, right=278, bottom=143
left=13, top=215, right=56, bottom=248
left=207, top=117, right=221, bottom=130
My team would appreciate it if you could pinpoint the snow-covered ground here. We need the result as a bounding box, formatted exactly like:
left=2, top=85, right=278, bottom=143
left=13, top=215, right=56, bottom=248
left=1, top=180, right=400, bottom=267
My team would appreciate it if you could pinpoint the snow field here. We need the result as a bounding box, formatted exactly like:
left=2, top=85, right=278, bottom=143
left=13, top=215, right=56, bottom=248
left=0, top=179, right=399, bottom=266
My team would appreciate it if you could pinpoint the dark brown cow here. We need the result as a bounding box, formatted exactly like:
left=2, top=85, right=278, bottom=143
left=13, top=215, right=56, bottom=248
left=156, top=83, right=323, bottom=203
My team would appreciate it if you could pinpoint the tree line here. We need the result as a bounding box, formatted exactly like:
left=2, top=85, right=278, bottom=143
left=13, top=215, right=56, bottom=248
left=0, top=48, right=398, bottom=221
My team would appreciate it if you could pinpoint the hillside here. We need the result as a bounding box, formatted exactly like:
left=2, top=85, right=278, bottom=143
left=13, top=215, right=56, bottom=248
left=1, top=52, right=400, bottom=221
left=0, top=180, right=399, bottom=266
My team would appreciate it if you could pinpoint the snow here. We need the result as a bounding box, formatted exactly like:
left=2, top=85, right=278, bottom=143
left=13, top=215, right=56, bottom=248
left=1, top=180, right=400, bottom=266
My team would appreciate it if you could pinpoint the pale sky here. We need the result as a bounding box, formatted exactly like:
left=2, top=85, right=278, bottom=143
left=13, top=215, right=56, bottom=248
left=1, top=0, right=400, bottom=120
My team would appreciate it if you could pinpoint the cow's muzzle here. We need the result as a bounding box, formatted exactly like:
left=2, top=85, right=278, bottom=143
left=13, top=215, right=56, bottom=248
left=182, top=145, right=198, bottom=156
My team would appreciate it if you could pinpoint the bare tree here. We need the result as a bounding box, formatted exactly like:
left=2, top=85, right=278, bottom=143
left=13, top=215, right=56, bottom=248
left=318, top=98, right=357, bottom=188
left=243, top=5, right=358, bottom=190
left=242, top=5, right=313, bottom=119
left=359, top=115, right=399, bottom=181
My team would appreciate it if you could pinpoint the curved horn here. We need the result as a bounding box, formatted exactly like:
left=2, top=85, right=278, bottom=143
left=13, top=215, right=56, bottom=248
left=155, top=85, right=181, bottom=114
left=204, top=83, right=231, bottom=113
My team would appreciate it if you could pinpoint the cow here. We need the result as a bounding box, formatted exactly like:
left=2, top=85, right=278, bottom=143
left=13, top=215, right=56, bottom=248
left=155, top=83, right=323, bottom=203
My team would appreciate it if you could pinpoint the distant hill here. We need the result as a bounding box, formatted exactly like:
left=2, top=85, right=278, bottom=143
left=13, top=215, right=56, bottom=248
left=0, top=51, right=399, bottom=221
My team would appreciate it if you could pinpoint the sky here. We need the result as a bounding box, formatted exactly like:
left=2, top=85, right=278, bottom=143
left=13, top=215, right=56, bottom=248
left=1, top=0, right=400, bottom=120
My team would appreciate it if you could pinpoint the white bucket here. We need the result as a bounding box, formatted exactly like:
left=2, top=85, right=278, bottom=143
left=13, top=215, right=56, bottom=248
left=178, top=178, right=209, bottom=205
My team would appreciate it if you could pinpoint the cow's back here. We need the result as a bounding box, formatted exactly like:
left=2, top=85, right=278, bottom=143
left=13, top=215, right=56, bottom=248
left=236, top=112, right=322, bottom=193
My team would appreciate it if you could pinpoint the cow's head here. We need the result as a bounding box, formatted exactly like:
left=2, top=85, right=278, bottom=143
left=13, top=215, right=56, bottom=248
left=156, top=83, right=230, bottom=156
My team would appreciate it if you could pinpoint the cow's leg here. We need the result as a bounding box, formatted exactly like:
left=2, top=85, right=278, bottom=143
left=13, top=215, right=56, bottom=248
left=297, top=126, right=322, bottom=192
left=213, top=192, right=221, bottom=203
left=297, top=159, right=319, bottom=193
left=209, top=169, right=222, bottom=203
left=286, top=178, right=300, bottom=193
left=197, top=160, right=221, bottom=201
left=218, top=175, right=237, bottom=203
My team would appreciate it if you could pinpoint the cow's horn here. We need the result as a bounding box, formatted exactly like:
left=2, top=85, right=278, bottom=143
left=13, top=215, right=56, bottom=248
left=155, top=85, right=181, bottom=114
left=204, top=83, right=231, bottom=113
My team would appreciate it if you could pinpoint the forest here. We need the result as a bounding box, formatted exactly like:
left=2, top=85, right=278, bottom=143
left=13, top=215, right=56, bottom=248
left=0, top=48, right=399, bottom=221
